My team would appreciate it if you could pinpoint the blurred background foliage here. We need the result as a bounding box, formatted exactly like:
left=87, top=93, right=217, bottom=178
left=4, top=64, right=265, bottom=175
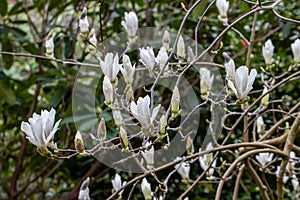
left=0, top=0, right=300, bottom=199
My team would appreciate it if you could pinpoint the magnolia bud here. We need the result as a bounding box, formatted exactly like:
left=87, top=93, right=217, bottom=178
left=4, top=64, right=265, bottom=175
left=88, top=28, right=97, bottom=54
left=75, top=131, right=85, bottom=153
left=262, top=39, right=274, bottom=65
left=113, top=109, right=123, bottom=127
left=159, top=114, right=167, bottom=135
left=256, top=116, right=265, bottom=136
left=261, top=86, right=269, bottom=111
left=186, top=135, right=194, bottom=155
left=171, top=86, right=180, bottom=114
left=97, top=118, right=106, bottom=141
left=162, top=30, right=171, bottom=51
left=45, top=31, right=54, bottom=58
left=187, top=46, right=195, bottom=63
left=177, top=35, right=185, bottom=59
left=126, top=86, right=134, bottom=103
left=157, top=47, right=169, bottom=72
left=291, top=39, right=300, bottom=62
left=119, top=126, right=129, bottom=150
left=200, top=68, right=214, bottom=100
left=103, top=76, right=114, bottom=106
left=79, top=7, right=89, bottom=39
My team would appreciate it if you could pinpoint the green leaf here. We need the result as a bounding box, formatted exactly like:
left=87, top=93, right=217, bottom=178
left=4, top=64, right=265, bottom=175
left=0, top=81, right=16, bottom=105
left=0, top=0, right=7, bottom=16
left=9, top=2, right=23, bottom=15
left=49, top=87, right=68, bottom=107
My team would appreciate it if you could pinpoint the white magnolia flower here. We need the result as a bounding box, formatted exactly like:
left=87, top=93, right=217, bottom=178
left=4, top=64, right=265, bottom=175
left=111, top=173, right=126, bottom=197
left=291, top=39, right=300, bottom=62
left=177, top=35, right=185, bottom=58
left=112, top=109, right=123, bottom=126
left=120, top=54, right=135, bottom=85
left=121, top=11, right=138, bottom=39
left=157, top=47, right=169, bottom=71
left=174, top=157, right=190, bottom=181
left=223, top=52, right=235, bottom=82
left=139, top=47, right=157, bottom=73
left=216, top=0, right=229, bottom=18
left=141, top=178, right=152, bottom=200
left=276, top=166, right=289, bottom=184
left=141, top=141, right=155, bottom=169
left=227, top=66, right=257, bottom=101
left=130, top=95, right=161, bottom=135
left=199, top=143, right=217, bottom=177
left=100, top=53, right=120, bottom=83
left=256, top=116, right=265, bottom=135
left=21, top=108, right=61, bottom=149
left=103, top=76, right=114, bottom=105
left=200, top=68, right=214, bottom=100
left=262, top=39, right=274, bottom=65
left=255, top=152, right=274, bottom=168
left=78, top=177, right=90, bottom=200
left=79, top=7, right=89, bottom=33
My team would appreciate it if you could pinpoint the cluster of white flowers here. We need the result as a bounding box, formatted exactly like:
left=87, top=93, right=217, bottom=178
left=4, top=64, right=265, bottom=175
left=20, top=5, right=300, bottom=200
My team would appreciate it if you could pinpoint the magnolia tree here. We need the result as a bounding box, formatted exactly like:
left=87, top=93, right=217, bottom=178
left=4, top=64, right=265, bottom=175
left=1, top=0, right=300, bottom=199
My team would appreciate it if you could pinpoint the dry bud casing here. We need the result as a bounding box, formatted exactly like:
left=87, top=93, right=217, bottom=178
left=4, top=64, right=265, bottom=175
left=97, top=118, right=106, bottom=141
left=119, top=126, right=128, bottom=150
left=75, top=131, right=85, bottom=153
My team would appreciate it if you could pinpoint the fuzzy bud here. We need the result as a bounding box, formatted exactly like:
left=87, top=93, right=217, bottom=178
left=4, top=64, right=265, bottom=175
left=119, top=126, right=129, bottom=150
left=97, top=118, right=106, bottom=141
left=79, top=7, right=89, bottom=39
left=45, top=31, right=54, bottom=58
left=177, top=35, right=186, bottom=59
left=261, top=86, right=269, bottom=111
left=75, top=131, right=85, bottom=153
left=291, top=39, right=300, bottom=62
left=162, top=30, right=171, bottom=51
left=186, top=135, right=194, bottom=155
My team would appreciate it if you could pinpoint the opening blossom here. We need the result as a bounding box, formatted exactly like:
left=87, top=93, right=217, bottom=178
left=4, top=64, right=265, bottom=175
left=21, top=108, right=61, bottom=156
left=291, top=39, right=300, bottom=62
left=174, top=157, right=191, bottom=182
left=79, top=7, right=89, bottom=39
left=262, top=39, right=274, bottom=65
left=120, top=54, right=135, bottom=85
left=216, top=0, right=229, bottom=24
left=111, top=173, right=126, bottom=198
left=130, top=95, right=161, bottom=136
left=121, top=11, right=138, bottom=42
left=223, top=52, right=235, bottom=82
left=139, top=47, right=157, bottom=74
left=199, top=143, right=217, bottom=178
left=100, top=53, right=121, bottom=85
left=255, top=152, right=274, bottom=168
left=78, top=177, right=90, bottom=200
left=141, top=178, right=152, bottom=200
left=227, top=66, right=257, bottom=101
left=141, top=141, right=155, bottom=170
